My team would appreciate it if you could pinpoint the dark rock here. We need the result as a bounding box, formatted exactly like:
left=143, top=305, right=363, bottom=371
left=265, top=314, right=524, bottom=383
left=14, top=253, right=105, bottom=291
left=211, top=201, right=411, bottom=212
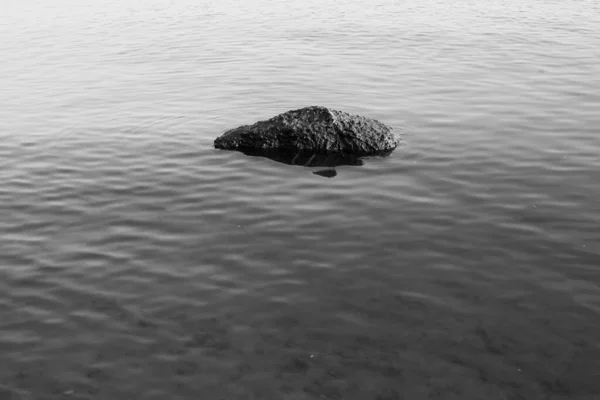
left=214, top=106, right=400, bottom=156
left=313, top=169, right=337, bottom=178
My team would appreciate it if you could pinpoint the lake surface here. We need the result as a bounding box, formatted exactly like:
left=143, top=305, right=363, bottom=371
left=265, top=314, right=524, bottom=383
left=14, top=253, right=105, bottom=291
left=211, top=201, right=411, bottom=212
left=1, top=0, right=600, bottom=399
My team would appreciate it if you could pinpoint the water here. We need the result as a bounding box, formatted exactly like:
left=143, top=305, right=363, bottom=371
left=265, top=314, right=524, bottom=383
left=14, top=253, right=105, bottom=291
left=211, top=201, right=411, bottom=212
left=1, top=0, right=600, bottom=398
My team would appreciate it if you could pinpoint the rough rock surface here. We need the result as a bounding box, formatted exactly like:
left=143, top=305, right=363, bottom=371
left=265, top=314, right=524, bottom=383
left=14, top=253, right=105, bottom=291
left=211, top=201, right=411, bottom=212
left=214, top=106, right=400, bottom=155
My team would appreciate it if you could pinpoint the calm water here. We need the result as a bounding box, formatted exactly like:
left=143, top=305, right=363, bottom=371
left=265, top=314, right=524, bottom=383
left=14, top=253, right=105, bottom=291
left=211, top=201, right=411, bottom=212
left=1, top=0, right=600, bottom=399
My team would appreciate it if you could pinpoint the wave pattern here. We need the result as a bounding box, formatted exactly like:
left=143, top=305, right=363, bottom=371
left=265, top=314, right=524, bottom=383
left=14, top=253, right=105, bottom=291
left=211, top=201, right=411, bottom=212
left=1, top=0, right=600, bottom=399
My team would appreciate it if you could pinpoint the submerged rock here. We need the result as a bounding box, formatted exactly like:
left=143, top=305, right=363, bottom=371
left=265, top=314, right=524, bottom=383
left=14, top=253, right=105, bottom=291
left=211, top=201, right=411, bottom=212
left=313, top=169, right=337, bottom=178
left=214, top=106, right=400, bottom=156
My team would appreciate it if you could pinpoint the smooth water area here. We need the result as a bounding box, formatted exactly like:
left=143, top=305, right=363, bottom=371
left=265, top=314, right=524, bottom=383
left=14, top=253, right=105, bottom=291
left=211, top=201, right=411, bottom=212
left=1, top=0, right=600, bottom=399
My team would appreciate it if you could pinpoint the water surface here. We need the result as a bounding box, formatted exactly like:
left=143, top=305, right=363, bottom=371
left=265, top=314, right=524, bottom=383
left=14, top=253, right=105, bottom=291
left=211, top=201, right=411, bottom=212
left=1, top=0, right=600, bottom=399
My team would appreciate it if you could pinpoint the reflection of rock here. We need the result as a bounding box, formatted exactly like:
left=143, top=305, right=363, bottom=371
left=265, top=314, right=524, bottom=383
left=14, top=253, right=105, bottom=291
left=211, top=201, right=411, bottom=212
left=238, top=148, right=367, bottom=167
left=313, top=169, right=337, bottom=178
left=214, top=106, right=400, bottom=155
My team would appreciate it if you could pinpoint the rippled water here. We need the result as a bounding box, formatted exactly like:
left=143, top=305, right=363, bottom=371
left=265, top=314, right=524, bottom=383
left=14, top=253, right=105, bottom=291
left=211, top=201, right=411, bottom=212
left=2, top=0, right=600, bottom=399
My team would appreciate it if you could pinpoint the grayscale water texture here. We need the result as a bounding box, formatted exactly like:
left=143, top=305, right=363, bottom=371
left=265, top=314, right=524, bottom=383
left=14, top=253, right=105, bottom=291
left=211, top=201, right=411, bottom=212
left=1, top=0, right=600, bottom=399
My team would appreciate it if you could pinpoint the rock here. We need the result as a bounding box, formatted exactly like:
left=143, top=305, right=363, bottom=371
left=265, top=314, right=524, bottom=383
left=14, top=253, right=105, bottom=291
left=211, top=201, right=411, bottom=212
left=214, top=106, right=400, bottom=156
left=313, top=169, right=337, bottom=178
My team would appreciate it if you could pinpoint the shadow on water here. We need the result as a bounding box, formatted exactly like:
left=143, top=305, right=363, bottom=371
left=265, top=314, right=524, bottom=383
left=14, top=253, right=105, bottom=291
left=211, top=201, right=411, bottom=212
left=312, top=169, right=337, bottom=178
left=237, top=148, right=395, bottom=178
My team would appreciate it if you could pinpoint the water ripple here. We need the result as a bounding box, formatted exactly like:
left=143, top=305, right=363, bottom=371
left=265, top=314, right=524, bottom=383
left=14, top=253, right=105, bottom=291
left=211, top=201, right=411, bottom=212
left=1, top=0, right=600, bottom=398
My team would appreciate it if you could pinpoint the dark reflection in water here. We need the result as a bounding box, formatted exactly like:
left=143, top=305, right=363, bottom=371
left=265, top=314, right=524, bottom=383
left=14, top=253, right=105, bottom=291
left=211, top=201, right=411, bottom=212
left=235, top=148, right=394, bottom=178
left=238, top=148, right=367, bottom=167
left=313, top=169, right=337, bottom=178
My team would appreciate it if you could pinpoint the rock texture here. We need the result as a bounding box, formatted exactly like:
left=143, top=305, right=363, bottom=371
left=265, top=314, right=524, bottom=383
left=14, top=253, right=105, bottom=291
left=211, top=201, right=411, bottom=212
left=214, top=106, right=400, bottom=155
